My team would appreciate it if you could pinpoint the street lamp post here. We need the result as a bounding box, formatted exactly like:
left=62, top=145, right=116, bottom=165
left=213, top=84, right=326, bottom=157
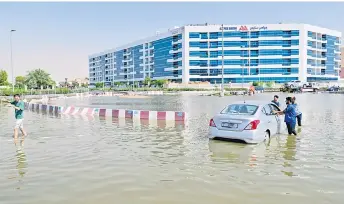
left=10, top=30, right=16, bottom=94
left=220, top=24, right=225, bottom=97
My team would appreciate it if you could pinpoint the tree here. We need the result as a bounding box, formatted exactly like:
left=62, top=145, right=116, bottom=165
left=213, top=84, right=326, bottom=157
left=81, top=83, right=88, bottom=88
left=0, top=70, right=8, bottom=86
left=72, top=81, right=79, bottom=88
left=15, top=76, right=26, bottom=89
left=265, top=81, right=275, bottom=88
left=252, top=81, right=264, bottom=87
left=95, top=82, right=104, bottom=88
left=114, top=82, right=122, bottom=87
left=143, top=77, right=151, bottom=87
left=25, top=69, right=54, bottom=89
left=48, top=78, right=56, bottom=88
left=155, top=79, right=168, bottom=87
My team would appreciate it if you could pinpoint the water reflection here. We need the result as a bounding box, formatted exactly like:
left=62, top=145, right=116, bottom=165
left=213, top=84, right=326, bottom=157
left=282, top=134, right=298, bottom=177
left=14, top=138, right=27, bottom=189
left=16, top=148, right=27, bottom=178
left=208, top=140, right=257, bottom=165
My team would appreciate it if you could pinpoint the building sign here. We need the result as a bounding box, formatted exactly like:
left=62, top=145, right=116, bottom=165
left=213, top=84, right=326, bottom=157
left=239, top=26, right=248, bottom=31
left=220, top=26, right=237, bottom=31
left=250, top=26, right=268, bottom=31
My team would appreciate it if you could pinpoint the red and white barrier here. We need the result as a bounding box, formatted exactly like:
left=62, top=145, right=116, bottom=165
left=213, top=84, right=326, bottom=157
left=24, top=102, right=187, bottom=122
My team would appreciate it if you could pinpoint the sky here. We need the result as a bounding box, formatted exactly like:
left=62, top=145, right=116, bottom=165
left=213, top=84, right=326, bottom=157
left=0, top=2, right=343, bottom=82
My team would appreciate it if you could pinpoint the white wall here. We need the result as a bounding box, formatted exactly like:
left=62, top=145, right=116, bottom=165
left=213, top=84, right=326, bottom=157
left=182, top=27, right=190, bottom=84
left=299, top=24, right=308, bottom=82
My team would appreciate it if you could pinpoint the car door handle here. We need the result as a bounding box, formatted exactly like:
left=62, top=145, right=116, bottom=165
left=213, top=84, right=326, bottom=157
left=268, top=121, right=271, bottom=123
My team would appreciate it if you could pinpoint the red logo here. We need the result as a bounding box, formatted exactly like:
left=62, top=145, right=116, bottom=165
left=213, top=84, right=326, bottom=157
left=239, top=26, right=248, bottom=31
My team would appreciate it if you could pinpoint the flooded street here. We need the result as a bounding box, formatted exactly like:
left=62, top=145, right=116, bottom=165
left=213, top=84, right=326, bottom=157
left=1, top=93, right=344, bottom=204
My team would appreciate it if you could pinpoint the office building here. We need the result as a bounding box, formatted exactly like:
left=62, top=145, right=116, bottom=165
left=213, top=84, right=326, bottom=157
left=88, top=23, right=342, bottom=86
left=341, top=47, right=344, bottom=78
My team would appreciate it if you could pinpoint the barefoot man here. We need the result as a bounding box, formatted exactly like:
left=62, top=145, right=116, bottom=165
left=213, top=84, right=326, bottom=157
left=8, top=94, right=27, bottom=138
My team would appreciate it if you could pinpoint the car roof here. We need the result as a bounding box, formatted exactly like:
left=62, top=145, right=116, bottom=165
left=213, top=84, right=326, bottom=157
left=229, top=100, right=273, bottom=106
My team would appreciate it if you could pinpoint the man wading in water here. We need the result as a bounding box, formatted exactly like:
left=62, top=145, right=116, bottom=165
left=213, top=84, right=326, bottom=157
left=7, top=94, right=27, bottom=139
left=274, top=97, right=297, bottom=135
left=292, top=96, right=302, bottom=126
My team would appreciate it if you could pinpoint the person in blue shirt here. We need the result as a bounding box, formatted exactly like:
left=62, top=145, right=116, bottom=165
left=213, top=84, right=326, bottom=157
left=292, top=96, right=302, bottom=126
left=271, top=95, right=280, bottom=107
left=274, top=97, right=297, bottom=135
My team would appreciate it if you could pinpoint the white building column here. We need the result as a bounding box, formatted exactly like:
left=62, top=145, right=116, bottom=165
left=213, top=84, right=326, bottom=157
left=299, top=24, right=308, bottom=82
left=182, top=27, right=190, bottom=84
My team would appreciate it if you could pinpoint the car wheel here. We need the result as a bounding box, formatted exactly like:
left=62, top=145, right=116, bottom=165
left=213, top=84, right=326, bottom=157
left=264, top=131, right=270, bottom=141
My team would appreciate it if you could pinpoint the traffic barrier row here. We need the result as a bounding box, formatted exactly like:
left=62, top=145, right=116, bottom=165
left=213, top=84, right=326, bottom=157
left=24, top=102, right=187, bottom=122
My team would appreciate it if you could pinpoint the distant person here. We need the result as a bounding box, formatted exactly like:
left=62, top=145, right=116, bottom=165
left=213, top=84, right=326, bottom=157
left=7, top=94, right=27, bottom=138
left=274, top=97, right=297, bottom=136
left=292, top=96, right=302, bottom=126
left=271, top=95, right=280, bottom=107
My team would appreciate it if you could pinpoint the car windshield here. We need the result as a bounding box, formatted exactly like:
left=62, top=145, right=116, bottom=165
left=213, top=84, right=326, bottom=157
left=221, top=104, right=259, bottom=115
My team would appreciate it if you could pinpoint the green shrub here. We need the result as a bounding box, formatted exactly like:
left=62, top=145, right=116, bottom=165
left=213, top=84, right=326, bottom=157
left=252, top=81, right=259, bottom=86
left=265, top=81, right=275, bottom=88
left=0, top=87, right=89, bottom=96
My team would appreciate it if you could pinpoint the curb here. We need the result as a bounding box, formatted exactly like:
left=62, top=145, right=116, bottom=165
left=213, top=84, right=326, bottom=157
left=24, top=102, right=187, bottom=122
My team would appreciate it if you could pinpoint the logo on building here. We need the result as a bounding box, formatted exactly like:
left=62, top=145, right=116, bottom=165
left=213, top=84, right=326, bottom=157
left=239, top=26, right=248, bottom=31
left=250, top=26, right=268, bottom=31
left=220, top=26, right=237, bottom=31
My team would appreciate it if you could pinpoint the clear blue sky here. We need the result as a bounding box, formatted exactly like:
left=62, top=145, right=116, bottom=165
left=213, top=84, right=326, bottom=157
left=0, top=2, right=343, bottom=81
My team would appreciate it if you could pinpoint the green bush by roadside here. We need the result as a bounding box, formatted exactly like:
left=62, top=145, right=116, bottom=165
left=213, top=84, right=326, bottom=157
left=0, top=88, right=82, bottom=96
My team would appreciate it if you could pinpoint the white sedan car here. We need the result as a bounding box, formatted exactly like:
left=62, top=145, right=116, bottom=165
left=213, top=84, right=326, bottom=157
left=209, top=101, right=281, bottom=144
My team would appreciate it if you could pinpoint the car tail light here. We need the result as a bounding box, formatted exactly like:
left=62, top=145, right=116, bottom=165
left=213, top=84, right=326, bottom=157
left=209, top=119, right=216, bottom=127
left=244, top=120, right=260, bottom=130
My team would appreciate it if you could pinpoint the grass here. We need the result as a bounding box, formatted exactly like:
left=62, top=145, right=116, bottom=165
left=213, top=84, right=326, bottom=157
left=0, top=88, right=85, bottom=96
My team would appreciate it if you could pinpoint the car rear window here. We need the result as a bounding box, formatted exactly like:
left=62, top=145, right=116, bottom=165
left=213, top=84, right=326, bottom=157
left=220, top=104, right=259, bottom=115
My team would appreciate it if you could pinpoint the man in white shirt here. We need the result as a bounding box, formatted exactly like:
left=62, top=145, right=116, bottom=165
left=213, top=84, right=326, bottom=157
left=292, top=96, right=302, bottom=126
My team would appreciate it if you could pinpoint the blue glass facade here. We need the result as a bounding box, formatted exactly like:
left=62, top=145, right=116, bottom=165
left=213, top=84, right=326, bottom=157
left=188, top=28, right=303, bottom=83
left=152, top=36, right=173, bottom=78
left=115, top=50, right=124, bottom=81
left=190, top=77, right=299, bottom=84
left=306, top=30, right=341, bottom=78
left=89, top=24, right=341, bottom=85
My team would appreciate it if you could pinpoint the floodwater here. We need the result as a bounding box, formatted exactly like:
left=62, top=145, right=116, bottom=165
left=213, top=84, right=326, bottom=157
left=1, top=93, right=344, bottom=204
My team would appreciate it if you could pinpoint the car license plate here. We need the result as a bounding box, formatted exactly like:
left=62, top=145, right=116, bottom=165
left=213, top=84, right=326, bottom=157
left=221, top=122, right=237, bottom=128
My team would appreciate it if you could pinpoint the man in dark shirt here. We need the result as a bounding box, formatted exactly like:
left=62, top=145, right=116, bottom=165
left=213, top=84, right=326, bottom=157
left=274, top=97, right=297, bottom=135
left=271, top=95, right=280, bottom=107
